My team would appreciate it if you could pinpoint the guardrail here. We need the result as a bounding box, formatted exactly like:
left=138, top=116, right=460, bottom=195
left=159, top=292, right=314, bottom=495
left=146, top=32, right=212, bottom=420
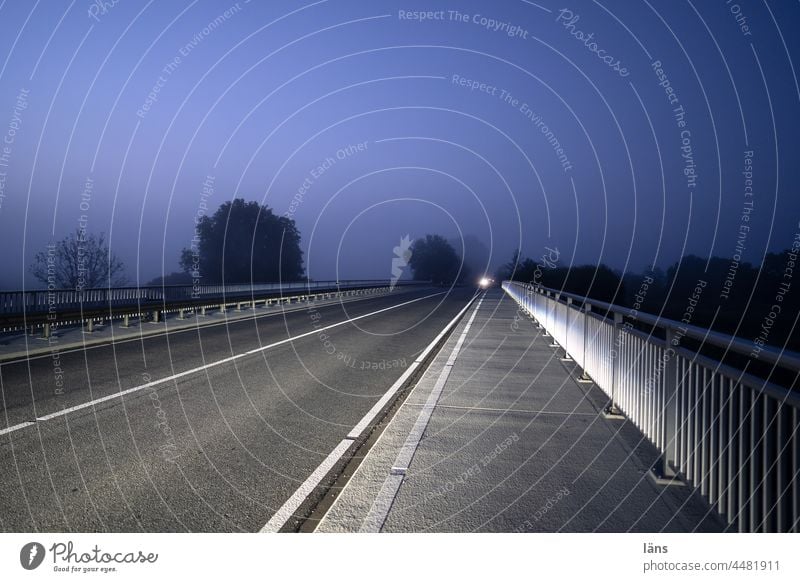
left=0, top=280, right=425, bottom=336
left=503, top=280, right=800, bottom=533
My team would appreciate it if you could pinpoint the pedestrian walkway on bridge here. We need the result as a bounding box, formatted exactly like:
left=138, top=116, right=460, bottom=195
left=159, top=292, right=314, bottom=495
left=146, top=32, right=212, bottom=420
left=317, top=289, right=725, bottom=532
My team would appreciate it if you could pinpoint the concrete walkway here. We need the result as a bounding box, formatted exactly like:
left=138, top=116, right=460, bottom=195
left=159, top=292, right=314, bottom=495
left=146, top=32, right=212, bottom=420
left=317, top=288, right=725, bottom=533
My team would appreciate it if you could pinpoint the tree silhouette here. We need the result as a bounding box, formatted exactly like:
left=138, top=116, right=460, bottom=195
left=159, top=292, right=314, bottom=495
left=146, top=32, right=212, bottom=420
left=408, top=234, right=466, bottom=285
left=30, top=230, right=126, bottom=290
left=496, top=250, right=539, bottom=283
left=181, top=198, right=303, bottom=284
left=500, top=248, right=800, bottom=352
left=499, top=249, right=624, bottom=303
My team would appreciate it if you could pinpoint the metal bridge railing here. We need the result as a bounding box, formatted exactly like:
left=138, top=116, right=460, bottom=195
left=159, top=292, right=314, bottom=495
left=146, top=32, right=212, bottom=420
left=503, top=280, right=800, bottom=533
left=0, top=280, right=404, bottom=316
left=0, top=280, right=424, bottom=336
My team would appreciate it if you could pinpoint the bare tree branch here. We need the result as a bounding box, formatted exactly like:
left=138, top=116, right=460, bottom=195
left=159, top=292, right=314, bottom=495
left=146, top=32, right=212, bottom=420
left=29, top=230, right=127, bottom=289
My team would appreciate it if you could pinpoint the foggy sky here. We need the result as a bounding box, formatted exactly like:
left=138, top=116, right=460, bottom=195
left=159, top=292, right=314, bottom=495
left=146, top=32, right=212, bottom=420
left=0, top=0, right=798, bottom=288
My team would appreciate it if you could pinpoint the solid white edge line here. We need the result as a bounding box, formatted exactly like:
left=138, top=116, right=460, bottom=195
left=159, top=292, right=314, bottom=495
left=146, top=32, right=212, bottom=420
left=345, top=295, right=478, bottom=439
left=0, top=421, right=35, bottom=436
left=5, top=291, right=446, bottom=432
left=360, top=296, right=484, bottom=532
left=260, top=439, right=353, bottom=533
left=261, top=292, right=479, bottom=533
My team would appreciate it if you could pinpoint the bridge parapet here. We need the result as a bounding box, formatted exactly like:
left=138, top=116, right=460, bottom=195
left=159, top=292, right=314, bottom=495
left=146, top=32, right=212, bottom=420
left=503, top=280, right=800, bottom=533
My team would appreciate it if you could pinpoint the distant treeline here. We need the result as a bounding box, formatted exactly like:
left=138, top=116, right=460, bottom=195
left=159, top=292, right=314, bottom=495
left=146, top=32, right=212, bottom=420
left=499, top=248, right=800, bottom=354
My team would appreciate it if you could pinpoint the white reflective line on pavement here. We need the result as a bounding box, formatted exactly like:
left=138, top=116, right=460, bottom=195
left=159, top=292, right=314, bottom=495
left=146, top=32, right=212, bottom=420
left=0, top=421, right=35, bottom=436
left=7, top=291, right=445, bottom=431
left=262, top=292, right=479, bottom=533
left=346, top=295, right=478, bottom=440
left=360, top=295, right=484, bottom=533
left=406, top=404, right=598, bottom=416
left=260, top=439, right=353, bottom=533
left=358, top=473, right=404, bottom=533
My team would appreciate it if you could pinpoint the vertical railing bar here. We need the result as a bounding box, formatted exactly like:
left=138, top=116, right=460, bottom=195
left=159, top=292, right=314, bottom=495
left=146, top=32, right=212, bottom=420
left=605, top=312, right=623, bottom=416
left=750, top=391, right=760, bottom=532
left=775, top=403, right=787, bottom=532
left=727, top=378, right=738, bottom=528
left=793, top=407, right=799, bottom=533
left=739, top=386, right=750, bottom=532
left=699, top=367, right=707, bottom=496
left=717, top=375, right=729, bottom=517
left=761, top=398, right=776, bottom=533
left=709, top=373, right=718, bottom=506
left=677, top=356, right=685, bottom=474
left=692, top=363, right=700, bottom=484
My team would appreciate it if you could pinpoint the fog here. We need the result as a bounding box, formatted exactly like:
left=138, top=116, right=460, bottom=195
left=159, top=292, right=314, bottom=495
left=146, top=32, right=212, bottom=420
left=0, top=0, right=797, bottom=289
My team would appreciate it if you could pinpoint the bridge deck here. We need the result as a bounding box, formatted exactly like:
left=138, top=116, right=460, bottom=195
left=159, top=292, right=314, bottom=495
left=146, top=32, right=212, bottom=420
left=318, top=289, right=726, bottom=532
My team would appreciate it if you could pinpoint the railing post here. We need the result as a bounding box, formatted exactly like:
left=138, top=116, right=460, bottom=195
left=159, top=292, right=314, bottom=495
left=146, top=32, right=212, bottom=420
left=536, top=288, right=542, bottom=327
left=545, top=291, right=550, bottom=330
left=604, top=312, right=624, bottom=418
left=562, top=298, right=573, bottom=361
left=530, top=285, right=535, bottom=315
left=542, top=292, right=551, bottom=337
left=549, top=294, right=560, bottom=347
left=653, top=326, right=680, bottom=481
left=578, top=302, right=592, bottom=382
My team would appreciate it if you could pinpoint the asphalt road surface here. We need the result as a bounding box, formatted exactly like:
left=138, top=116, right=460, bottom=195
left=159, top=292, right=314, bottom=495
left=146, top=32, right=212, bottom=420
left=0, top=287, right=475, bottom=532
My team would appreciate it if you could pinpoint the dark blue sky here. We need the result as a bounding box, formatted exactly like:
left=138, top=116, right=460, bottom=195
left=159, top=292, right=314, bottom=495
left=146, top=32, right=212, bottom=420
left=0, top=0, right=798, bottom=287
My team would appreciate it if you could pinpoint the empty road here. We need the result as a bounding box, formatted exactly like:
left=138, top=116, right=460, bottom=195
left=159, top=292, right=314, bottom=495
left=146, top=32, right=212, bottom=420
left=0, top=287, right=475, bottom=532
